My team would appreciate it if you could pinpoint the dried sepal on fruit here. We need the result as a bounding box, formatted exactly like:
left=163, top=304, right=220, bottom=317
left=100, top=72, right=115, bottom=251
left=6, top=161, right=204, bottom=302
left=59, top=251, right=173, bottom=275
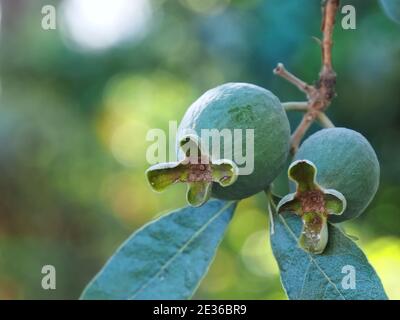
left=146, top=134, right=238, bottom=207
left=277, top=160, right=346, bottom=254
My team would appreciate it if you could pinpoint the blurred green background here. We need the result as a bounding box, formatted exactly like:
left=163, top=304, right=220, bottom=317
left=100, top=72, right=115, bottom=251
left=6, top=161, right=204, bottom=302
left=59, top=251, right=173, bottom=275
left=0, top=0, right=399, bottom=299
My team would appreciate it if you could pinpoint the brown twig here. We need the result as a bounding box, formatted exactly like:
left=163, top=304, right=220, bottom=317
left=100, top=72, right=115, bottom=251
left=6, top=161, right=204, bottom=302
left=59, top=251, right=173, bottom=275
left=274, top=0, right=340, bottom=154
left=273, top=64, right=315, bottom=96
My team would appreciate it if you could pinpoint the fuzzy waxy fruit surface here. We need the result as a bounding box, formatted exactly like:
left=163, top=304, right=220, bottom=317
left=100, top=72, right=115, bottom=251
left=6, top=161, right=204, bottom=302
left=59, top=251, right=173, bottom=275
left=146, top=83, right=291, bottom=206
left=293, top=128, right=380, bottom=223
left=380, top=0, right=400, bottom=24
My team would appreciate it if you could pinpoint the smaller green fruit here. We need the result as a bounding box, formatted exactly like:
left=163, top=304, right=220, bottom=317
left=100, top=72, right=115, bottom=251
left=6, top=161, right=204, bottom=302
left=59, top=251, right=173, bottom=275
left=294, top=127, right=380, bottom=223
left=380, top=0, right=400, bottom=24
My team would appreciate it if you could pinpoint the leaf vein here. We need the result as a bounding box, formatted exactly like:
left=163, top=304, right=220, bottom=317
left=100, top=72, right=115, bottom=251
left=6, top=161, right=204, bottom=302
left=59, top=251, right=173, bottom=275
left=278, top=214, right=346, bottom=300
left=129, top=201, right=235, bottom=299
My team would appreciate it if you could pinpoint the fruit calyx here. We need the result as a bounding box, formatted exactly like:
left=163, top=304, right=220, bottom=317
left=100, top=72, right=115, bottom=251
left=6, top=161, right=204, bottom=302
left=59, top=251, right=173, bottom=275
left=277, top=160, right=346, bottom=254
left=146, top=134, right=238, bottom=207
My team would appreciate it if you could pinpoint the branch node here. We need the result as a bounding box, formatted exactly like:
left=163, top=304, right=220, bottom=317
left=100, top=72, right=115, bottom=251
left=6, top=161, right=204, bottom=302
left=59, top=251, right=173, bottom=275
left=274, top=0, right=340, bottom=154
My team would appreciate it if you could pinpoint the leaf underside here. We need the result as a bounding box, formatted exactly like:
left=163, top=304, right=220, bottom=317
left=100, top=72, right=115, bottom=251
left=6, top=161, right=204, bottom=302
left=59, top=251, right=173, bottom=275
left=271, top=212, right=388, bottom=300
left=81, top=200, right=237, bottom=300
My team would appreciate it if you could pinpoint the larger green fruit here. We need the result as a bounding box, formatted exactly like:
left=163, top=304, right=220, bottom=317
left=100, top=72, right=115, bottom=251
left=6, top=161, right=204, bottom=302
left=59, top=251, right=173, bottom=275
left=294, top=128, right=380, bottom=223
left=177, top=82, right=291, bottom=200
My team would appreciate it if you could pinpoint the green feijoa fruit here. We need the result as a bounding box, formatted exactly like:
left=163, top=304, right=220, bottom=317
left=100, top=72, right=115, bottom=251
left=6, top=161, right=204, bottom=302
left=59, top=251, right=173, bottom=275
left=177, top=83, right=291, bottom=200
left=380, top=0, right=400, bottom=24
left=146, top=83, right=290, bottom=207
left=294, top=127, right=380, bottom=223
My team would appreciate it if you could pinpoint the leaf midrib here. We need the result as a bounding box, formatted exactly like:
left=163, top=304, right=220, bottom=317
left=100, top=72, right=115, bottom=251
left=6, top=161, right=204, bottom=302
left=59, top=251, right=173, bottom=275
left=278, top=214, right=346, bottom=300
left=129, top=201, right=235, bottom=299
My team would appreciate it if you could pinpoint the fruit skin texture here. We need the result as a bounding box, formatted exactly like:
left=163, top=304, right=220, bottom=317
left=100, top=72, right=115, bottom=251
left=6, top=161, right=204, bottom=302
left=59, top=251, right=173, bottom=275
left=293, top=128, right=380, bottom=223
left=177, top=83, right=291, bottom=200
left=380, top=0, right=400, bottom=24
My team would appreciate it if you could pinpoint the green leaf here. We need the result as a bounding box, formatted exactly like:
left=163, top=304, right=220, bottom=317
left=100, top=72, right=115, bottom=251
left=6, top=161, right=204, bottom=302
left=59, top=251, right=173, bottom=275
left=271, top=213, right=388, bottom=300
left=81, top=200, right=237, bottom=300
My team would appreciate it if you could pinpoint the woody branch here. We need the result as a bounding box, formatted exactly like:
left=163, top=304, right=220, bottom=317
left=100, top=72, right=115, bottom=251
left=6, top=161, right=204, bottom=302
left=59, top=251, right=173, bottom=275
left=274, top=0, right=340, bottom=154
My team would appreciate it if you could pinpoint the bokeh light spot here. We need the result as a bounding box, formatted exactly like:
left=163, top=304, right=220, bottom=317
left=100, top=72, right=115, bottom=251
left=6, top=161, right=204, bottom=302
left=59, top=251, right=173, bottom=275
left=240, top=230, right=280, bottom=278
left=364, top=237, right=400, bottom=300
left=60, top=0, right=152, bottom=51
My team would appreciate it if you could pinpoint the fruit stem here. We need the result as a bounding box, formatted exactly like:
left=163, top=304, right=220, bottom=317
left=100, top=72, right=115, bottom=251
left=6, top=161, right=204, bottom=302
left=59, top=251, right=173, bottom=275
left=282, top=101, right=308, bottom=112
left=273, top=0, right=340, bottom=155
left=317, top=112, right=335, bottom=128
left=283, top=102, right=335, bottom=129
